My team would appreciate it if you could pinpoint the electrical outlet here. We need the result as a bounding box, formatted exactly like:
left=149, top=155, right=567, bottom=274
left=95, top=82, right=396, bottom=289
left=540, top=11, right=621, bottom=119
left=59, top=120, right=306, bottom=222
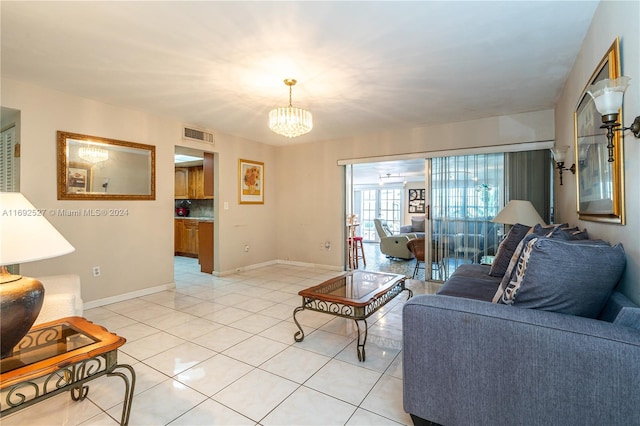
left=92, top=266, right=101, bottom=277
left=244, top=245, right=249, bottom=252
left=325, top=241, right=331, bottom=250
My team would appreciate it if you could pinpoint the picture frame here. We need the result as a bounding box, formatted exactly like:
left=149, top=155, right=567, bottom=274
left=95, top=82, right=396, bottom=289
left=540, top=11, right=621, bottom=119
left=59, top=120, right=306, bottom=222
left=574, top=38, right=625, bottom=224
left=408, top=188, right=425, bottom=213
left=238, top=159, right=264, bottom=204
left=67, top=162, right=92, bottom=194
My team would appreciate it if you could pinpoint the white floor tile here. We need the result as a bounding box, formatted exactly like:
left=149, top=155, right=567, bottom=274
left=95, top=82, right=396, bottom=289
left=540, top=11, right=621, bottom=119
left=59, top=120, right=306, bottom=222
left=107, top=379, right=206, bottom=425
left=261, top=386, right=356, bottom=426
left=1, top=392, right=103, bottom=426
left=143, top=341, right=216, bottom=376
left=222, top=335, right=288, bottom=366
left=260, top=346, right=331, bottom=384
left=305, top=359, right=382, bottom=405
left=360, top=374, right=413, bottom=425
left=167, top=399, right=255, bottom=425
left=10, top=259, right=416, bottom=425
left=175, top=353, right=253, bottom=397
left=212, top=369, right=298, bottom=422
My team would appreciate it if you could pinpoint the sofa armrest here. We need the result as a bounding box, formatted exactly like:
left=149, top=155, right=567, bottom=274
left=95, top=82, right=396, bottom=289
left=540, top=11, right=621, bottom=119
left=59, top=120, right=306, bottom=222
left=403, top=295, right=640, bottom=426
left=34, top=274, right=84, bottom=325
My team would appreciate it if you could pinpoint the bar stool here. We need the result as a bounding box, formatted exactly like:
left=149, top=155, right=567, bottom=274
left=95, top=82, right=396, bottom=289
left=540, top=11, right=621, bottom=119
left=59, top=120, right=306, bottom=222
left=348, top=236, right=366, bottom=269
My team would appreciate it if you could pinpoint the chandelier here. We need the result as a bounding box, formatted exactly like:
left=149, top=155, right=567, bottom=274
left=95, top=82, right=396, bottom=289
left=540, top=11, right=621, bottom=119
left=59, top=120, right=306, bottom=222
left=269, top=79, right=313, bottom=138
left=78, top=145, right=109, bottom=163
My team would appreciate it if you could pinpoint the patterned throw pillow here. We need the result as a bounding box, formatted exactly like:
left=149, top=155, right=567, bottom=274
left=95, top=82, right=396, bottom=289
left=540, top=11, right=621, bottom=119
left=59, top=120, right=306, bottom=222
left=489, top=223, right=531, bottom=277
left=491, top=224, right=567, bottom=303
left=497, top=238, right=626, bottom=318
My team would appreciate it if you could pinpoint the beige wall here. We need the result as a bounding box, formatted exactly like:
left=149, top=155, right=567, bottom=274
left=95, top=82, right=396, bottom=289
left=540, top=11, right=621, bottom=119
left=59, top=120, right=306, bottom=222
left=554, top=0, right=640, bottom=304
left=275, top=109, right=555, bottom=269
left=2, top=78, right=279, bottom=304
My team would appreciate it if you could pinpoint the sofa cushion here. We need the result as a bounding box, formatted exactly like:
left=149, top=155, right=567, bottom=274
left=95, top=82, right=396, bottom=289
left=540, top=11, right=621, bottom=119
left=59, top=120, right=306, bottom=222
left=496, top=238, right=626, bottom=318
left=489, top=223, right=530, bottom=277
left=492, top=224, right=568, bottom=302
left=614, top=307, right=640, bottom=331
left=411, top=216, right=425, bottom=232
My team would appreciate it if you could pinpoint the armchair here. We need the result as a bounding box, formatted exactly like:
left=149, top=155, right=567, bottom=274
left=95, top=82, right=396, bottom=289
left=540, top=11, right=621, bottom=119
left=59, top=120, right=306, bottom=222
left=374, top=218, right=417, bottom=259
left=34, top=274, right=83, bottom=325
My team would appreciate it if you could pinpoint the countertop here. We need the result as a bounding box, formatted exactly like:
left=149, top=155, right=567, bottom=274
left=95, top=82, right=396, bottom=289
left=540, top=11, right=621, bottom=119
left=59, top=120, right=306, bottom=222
left=174, top=216, right=214, bottom=222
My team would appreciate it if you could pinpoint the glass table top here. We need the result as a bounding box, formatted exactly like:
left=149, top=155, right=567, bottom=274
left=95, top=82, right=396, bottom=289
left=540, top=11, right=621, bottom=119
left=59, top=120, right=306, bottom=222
left=1, top=322, right=96, bottom=374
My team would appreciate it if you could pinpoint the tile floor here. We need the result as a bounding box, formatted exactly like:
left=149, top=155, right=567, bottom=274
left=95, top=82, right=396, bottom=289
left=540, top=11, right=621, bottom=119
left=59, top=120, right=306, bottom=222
left=3, top=256, right=441, bottom=426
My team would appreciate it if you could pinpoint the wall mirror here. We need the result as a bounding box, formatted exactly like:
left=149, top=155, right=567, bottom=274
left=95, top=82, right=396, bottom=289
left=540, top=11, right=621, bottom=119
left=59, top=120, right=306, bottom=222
left=574, top=38, right=625, bottom=224
left=57, top=131, right=156, bottom=200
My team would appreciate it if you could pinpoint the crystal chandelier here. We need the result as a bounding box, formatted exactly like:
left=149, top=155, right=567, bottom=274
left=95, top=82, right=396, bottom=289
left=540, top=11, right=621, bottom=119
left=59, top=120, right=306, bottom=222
left=269, top=79, right=313, bottom=138
left=78, top=145, right=109, bottom=163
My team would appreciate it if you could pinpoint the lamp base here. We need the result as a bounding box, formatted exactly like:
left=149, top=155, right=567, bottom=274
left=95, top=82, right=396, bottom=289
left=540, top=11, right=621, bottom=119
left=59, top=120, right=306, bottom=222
left=0, top=271, right=45, bottom=358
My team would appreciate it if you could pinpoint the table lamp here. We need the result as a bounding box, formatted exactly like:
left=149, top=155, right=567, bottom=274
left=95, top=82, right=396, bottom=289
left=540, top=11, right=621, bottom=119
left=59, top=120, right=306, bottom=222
left=491, top=200, right=545, bottom=227
left=0, top=192, right=75, bottom=358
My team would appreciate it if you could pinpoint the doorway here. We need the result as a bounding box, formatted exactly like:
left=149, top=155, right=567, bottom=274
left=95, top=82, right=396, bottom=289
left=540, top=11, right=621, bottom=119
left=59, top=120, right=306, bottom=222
left=173, top=146, right=215, bottom=275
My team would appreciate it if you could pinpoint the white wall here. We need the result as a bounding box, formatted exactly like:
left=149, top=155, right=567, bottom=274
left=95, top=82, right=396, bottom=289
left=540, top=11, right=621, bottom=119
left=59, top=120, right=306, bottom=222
left=554, top=0, right=640, bottom=303
left=2, top=78, right=279, bottom=304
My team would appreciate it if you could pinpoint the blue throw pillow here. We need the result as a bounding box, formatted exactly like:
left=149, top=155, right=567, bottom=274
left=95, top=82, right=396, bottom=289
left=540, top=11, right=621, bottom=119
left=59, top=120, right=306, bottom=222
left=497, top=238, right=626, bottom=318
left=489, top=223, right=531, bottom=277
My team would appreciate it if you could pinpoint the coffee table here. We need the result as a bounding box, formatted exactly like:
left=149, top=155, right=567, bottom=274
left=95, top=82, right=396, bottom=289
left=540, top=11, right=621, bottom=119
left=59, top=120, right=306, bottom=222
left=0, top=316, right=135, bottom=425
left=293, top=270, right=412, bottom=361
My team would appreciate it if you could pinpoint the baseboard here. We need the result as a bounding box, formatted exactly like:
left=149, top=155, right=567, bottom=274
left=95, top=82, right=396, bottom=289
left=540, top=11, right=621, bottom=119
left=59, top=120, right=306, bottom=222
left=82, top=282, right=176, bottom=310
left=216, top=259, right=342, bottom=276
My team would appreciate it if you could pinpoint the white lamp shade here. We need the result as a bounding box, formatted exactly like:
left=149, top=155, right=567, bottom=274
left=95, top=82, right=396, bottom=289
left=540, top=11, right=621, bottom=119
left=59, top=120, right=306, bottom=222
left=491, top=200, right=545, bottom=227
left=586, top=76, right=631, bottom=115
left=0, top=192, right=75, bottom=265
left=550, top=146, right=569, bottom=163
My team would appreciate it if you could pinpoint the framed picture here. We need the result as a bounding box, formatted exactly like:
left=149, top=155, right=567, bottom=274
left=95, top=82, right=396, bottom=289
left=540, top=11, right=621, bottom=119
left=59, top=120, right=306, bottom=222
left=67, top=162, right=92, bottom=194
left=574, top=38, right=625, bottom=224
left=238, top=159, right=264, bottom=204
left=408, top=188, right=425, bottom=213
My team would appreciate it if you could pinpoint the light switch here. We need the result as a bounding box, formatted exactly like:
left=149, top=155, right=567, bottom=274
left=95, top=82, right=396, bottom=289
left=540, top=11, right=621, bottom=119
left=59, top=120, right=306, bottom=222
left=224, top=202, right=229, bottom=210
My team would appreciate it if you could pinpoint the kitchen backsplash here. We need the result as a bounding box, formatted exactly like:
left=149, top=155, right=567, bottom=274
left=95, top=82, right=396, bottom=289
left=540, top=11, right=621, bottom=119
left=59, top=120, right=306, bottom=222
left=175, top=199, right=213, bottom=218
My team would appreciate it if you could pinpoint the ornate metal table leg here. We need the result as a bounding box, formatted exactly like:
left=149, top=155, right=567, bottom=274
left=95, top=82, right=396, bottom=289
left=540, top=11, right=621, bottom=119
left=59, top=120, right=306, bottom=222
left=293, top=306, right=305, bottom=342
left=108, top=364, right=136, bottom=426
left=354, top=319, right=368, bottom=362
left=70, top=384, right=89, bottom=401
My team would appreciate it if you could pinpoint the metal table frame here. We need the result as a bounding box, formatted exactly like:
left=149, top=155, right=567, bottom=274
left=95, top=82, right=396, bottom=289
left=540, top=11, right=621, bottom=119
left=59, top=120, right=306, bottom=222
left=1, top=317, right=135, bottom=425
left=293, top=271, right=412, bottom=361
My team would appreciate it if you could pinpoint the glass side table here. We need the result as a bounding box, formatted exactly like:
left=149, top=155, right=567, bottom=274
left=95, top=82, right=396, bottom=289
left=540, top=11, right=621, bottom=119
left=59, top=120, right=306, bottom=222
left=0, top=316, right=135, bottom=425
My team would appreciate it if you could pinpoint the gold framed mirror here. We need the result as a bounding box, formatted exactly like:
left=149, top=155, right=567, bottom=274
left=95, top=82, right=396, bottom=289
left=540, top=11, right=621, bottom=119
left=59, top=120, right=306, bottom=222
left=57, top=131, right=156, bottom=200
left=574, top=38, right=625, bottom=224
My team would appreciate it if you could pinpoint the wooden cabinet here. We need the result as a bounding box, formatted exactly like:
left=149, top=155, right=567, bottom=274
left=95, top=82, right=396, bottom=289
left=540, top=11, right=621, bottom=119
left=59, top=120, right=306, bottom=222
left=175, top=155, right=213, bottom=200
left=203, top=152, right=214, bottom=199
left=174, top=219, right=199, bottom=257
left=174, top=168, right=189, bottom=198
left=188, top=166, right=204, bottom=199
left=198, top=221, right=214, bottom=273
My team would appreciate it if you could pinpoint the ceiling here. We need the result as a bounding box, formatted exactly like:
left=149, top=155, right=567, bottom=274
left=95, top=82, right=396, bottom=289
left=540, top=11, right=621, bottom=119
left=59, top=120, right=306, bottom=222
left=1, top=1, right=599, bottom=147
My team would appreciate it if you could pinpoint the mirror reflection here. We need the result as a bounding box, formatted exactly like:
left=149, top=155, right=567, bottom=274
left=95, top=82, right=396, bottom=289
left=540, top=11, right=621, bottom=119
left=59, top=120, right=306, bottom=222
left=57, top=131, right=155, bottom=200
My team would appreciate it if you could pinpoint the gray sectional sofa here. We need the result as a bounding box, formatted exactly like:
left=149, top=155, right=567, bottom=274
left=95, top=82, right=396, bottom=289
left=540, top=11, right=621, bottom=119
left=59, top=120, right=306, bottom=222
left=402, top=223, right=640, bottom=426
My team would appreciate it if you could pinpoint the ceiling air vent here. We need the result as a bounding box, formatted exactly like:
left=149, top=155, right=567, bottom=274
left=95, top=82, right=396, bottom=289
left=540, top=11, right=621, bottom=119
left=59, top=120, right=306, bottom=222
left=183, top=126, right=214, bottom=144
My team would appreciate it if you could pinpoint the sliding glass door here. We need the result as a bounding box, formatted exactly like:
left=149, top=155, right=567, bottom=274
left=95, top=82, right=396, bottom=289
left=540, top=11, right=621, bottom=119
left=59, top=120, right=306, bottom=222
left=430, top=154, right=504, bottom=280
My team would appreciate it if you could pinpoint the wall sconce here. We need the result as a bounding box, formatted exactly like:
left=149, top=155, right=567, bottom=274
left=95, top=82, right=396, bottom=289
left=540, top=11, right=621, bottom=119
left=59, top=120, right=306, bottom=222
left=550, top=145, right=575, bottom=186
left=586, top=76, right=640, bottom=162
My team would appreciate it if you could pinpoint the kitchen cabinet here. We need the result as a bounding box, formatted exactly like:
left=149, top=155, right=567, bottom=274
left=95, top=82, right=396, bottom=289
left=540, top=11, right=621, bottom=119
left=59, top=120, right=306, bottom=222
left=174, top=219, right=199, bottom=257
left=174, top=168, right=189, bottom=198
left=174, top=154, right=213, bottom=200
left=198, top=221, right=214, bottom=273
left=203, top=152, right=214, bottom=199
left=188, top=166, right=204, bottom=199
